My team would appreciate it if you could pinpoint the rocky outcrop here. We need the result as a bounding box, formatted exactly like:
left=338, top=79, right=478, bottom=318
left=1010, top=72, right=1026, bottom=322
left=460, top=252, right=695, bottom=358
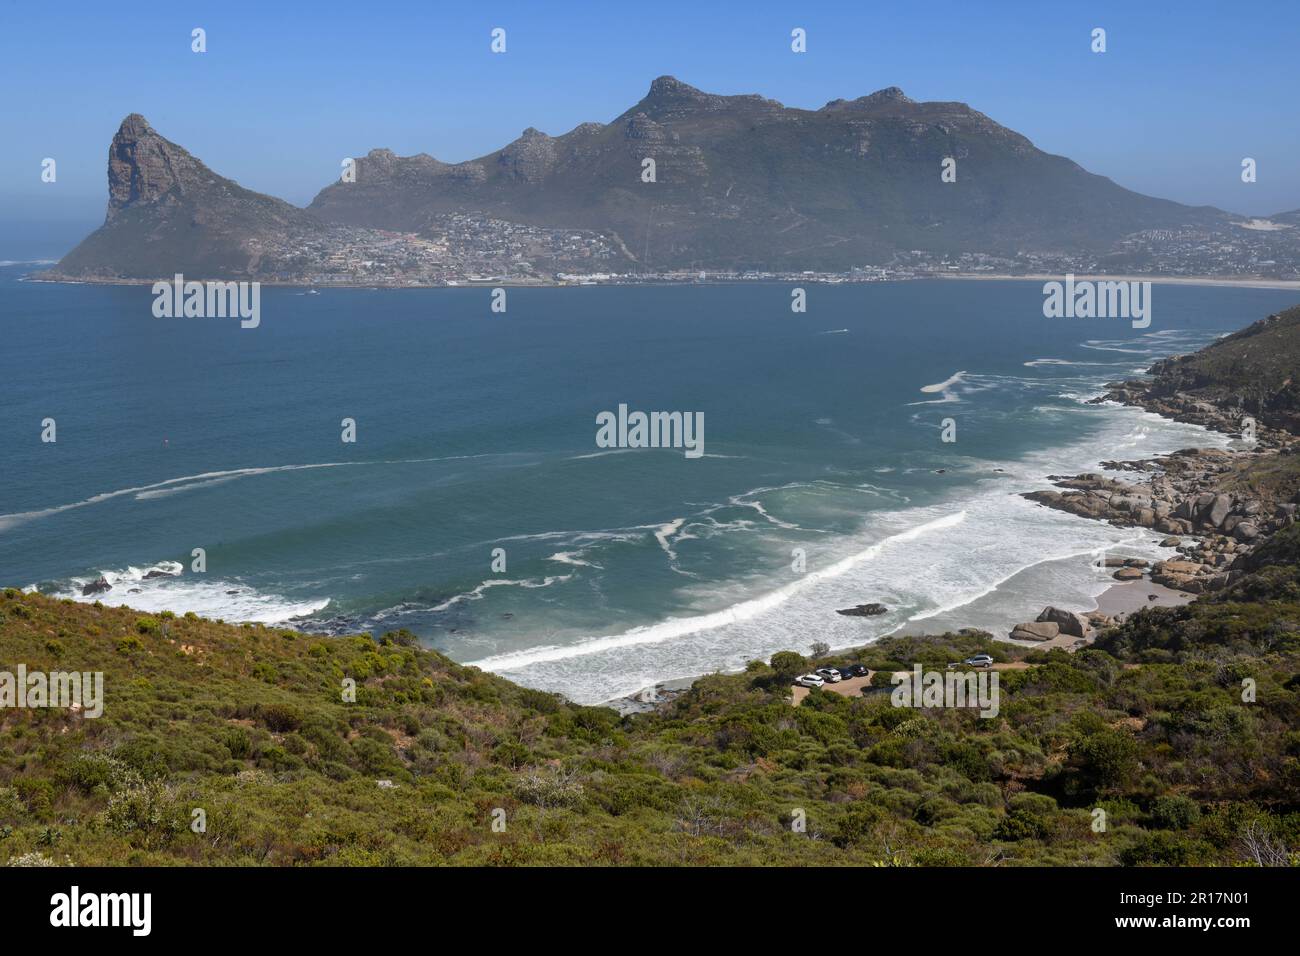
left=81, top=576, right=111, bottom=595
left=837, top=603, right=888, bottom=617
left=1024, top=448, right=1298, bottom=595
left=1025, top=313, right=1300, bottom=598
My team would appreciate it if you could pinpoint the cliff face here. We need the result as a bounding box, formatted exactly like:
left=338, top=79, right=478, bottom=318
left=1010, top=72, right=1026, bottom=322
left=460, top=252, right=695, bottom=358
left=105, top=114, right=210, bottom=219
left=50, top=115, right=322, bottom=280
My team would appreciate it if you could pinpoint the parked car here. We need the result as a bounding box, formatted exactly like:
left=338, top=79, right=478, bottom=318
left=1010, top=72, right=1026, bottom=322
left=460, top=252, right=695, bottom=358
left=794, top=674, right=825, bottom=688
left=837, top=663, right=868, bottom=678
left=815, top=668, right=843, bottom=683
left=963, top=654, right=995, bottom=668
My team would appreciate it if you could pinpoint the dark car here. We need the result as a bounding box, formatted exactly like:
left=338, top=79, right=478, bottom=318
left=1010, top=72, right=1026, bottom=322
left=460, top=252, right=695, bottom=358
left=836, top=663, right=868, bottom=678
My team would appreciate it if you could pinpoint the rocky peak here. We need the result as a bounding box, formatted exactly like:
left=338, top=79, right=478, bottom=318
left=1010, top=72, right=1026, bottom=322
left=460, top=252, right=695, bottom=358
left=864, top=86, right=914, bottom=105
left=107, top=113, right=211, bottom=219
left=821, top=87, right=919, bottom=113
left=645, top=75, right=706, bottom=104
left=498, top=128, right=558, bottom=182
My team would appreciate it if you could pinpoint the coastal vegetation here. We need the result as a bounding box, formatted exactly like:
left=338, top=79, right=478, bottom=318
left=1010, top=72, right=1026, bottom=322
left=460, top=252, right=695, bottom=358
left=2, top=522, right=1297, bottom=866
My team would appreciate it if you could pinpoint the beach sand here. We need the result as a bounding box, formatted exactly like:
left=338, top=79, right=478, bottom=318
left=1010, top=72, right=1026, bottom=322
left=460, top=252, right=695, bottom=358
left=1094, top=579, right=1195, bottom=620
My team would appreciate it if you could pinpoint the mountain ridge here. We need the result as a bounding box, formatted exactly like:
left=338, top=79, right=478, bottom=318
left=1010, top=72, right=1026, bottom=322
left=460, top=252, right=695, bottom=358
left=306, top=75, right=1233, bottom=270
left=49, top=77, right=1297, bottom=282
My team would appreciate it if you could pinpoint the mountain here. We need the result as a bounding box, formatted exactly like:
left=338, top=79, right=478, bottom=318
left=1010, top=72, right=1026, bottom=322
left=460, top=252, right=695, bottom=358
left=48, top=81, right=1258, bottom=281
left=307, top=76, right=1230, bottom=271
left=50, top=114, right=323, bottom=280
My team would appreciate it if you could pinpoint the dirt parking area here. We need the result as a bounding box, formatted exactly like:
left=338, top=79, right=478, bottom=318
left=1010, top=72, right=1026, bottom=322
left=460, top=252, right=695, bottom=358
left=791, top=672, right=875, bottom=705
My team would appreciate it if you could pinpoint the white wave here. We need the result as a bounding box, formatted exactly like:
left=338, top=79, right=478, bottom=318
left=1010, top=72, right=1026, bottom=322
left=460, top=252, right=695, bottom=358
left=467, top=510, right=965, bottom=675
left=431, top=575, right=572, bottom=612
left=910, top=369, right=968, bottom=405
left=467, top=401, right=1232, bottom=703
left=654, top=518, right=686, bottom=561
left=1057, top=391, right=1108, bottom=404
left=0, top=454, right=497, bottom=533
left=1080, top=343, right=1149, bottom=354
left=547, top=551, right=602, bottom=569
left=920, top=371, right=968, bottom=394
left=728, top=486, right=805, bottom=530
left=567, top=448, right=635, bottom=461
left=43, top=563, right=328, bottom=624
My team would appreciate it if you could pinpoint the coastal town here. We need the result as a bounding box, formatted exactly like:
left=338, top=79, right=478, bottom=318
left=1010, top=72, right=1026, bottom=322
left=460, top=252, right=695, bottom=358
left=229, top=213, right=1300, bottom=288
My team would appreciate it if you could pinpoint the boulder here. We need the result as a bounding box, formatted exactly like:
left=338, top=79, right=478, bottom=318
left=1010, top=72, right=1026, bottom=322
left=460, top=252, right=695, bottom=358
left=1112, top=567, right=1144, bottom=580
left=1036, top=606, right=1088, bottom=638
left=81, top=576, right=111, bottom=595
left=1233, top=522, right=1259, bottom=542
left=1207, top=494, right=1232, bottom=528
left=1010, top=621, right=1059, bottom=642
left=1153, top=571, right=1200, bottom=592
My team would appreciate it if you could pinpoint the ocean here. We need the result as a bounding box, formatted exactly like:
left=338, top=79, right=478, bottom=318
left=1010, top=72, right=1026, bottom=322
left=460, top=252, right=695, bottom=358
left=2, top=264, right=1295, bottom=702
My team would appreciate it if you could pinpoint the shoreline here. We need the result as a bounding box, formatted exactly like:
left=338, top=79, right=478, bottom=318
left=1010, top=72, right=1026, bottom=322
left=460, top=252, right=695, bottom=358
left=933, top=272, right=1300, bottom=291
left=21, top=270, right=1300, bottom=292
left=606, top=341, right=1299, bottom=714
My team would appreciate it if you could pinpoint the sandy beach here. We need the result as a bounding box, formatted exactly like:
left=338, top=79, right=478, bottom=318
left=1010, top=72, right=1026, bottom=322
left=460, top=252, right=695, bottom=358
left=935, top=272, right=1300, bottom=291
left=1094, top=579, right=1195, bottom=619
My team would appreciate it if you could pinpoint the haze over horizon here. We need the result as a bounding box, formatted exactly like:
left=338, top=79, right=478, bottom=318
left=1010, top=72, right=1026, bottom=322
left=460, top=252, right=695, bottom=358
left=3, top=0, right=1299, bottom=255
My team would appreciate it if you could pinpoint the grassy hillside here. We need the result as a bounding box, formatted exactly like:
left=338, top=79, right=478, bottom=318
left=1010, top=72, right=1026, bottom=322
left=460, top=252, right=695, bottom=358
left=1147, top=305, right=1300, bottom=433
left=3, top=528, right=1300, bottom=866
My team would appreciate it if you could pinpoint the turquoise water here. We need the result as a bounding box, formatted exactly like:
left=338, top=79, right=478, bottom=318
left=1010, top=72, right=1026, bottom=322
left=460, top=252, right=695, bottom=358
left=2, top=265, right=1295, bottom=701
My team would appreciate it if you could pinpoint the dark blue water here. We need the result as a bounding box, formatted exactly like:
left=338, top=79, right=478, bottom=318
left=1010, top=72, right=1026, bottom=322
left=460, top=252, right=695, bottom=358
left=2, top=264, right=1295, bottom=700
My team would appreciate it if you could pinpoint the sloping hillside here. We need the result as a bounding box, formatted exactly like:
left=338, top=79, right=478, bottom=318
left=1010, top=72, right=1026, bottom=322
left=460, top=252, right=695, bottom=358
left=1146, top=305, right=1300, bottom=433
left=3, top=526, right=1298, bottom=867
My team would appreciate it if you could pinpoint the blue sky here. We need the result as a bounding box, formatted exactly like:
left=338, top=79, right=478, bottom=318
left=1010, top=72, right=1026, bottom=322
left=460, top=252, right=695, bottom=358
left=3, top=0, right=1298, bottom=246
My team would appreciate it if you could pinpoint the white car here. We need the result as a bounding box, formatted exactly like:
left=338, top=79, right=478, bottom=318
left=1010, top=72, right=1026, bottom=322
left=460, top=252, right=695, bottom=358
left=963, top=654, right=995, bottom=668
left=794, top=674, right=825, bottom=688
left=815, top=668, right=843, bottom=683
